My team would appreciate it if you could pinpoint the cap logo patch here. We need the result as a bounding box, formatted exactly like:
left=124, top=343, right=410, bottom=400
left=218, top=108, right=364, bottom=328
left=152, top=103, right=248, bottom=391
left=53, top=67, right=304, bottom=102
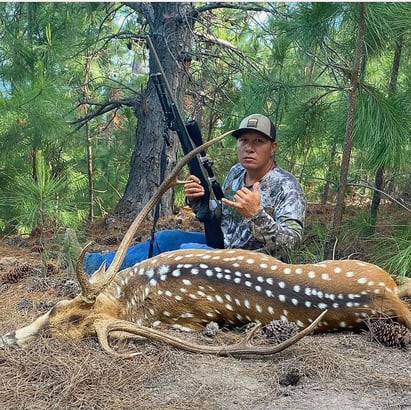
left=247, top=118, right=258, bottom=128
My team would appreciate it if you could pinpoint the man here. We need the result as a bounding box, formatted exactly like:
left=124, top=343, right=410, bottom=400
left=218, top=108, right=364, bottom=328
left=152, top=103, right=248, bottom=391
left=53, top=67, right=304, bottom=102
left=83, top=114, right=306, bottom=273
left=185, top=113, right=306, bottom=256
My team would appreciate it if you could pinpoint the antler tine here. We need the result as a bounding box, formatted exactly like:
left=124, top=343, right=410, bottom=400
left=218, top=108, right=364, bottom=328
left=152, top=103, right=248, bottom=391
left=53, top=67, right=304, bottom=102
left=77, top=130, right=234, bottom=301
left=94, top=310, right=327, bottom=358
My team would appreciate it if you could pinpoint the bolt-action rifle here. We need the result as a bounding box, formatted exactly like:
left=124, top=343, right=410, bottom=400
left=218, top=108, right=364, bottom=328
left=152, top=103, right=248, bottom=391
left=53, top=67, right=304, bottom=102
left=147, top=36, right=224, bottom=248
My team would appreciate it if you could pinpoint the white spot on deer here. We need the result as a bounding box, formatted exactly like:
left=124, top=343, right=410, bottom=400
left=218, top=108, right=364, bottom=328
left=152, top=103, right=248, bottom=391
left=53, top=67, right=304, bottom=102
left=373, top=289, right=381, bottom=294
left=339, top=321, right=347, bottom=328
left=149, top=278, right=157, bottom=287
left=246, top=258, right=255, bottom=264
left=244, top=299, right=251, bottom=309
left=256, top=304, right=262, bottom=313
left=201, top=255, right=211, bottom=260
left=293, top=285, right=301, bottom=293
left=206, top=295, right=214, bottom=302
left=235, top=271, right=242, bottom=277
left=296, top=320, right=304, bottom=327
left=245, top=281, right=252, bottom=287
left=215, top=295, right=224, bottom=303
left=165, top=290, right=172, bottom=297
left=268, top=306, right=274, bottom=315
left=332, top=303, right=339, bottom=308
left=225, top=294, right=232, bottom=302
left=321, top=273, right=330, bottom=281
left=280, top=315, right=287, bottom=321
left=244, top=273, right=252, bottom=278
left=357, top=277, right=368, bottom=284
left=295, top=268, right=302, bottom=274
left=206, top=312, right=215, bottom=318
left=357, top=262, right=367, bottom=267
left=163, top=311, right=171, bottom=317
left=333, top=267, right=342, bottom=273
left=205, top=269, right=213, bottom=277
left=234, top=298, right=241, bottom=306
left=233, top=262, right=240, bottom=268
left=182, top=279, right=192, bottom=286
left=283, top=267, right=291, bottom=275
left=172, top=324, right=192, bottom=332
left=172, top=269, right=181, bottom=278
left=225, top=304, right=234, bottom=311
left=157, top=289, right=163, bottom=296
left=224, top=274, right=231, bottom=280
left=279, top=294, right=286, bottom=302
left=255, top=285, right=262, bottom=292
left=236, top=313, right=243, bottom=320
left=265, top=289, right=273, bottom=297
left=234, top=277, right=241, bottom=284
left=175, top=295, right=183, bottom=301
left=197, top=290, right=206, bottom=297
left=174, top=255, right=184, bottom=261
left=308, top=271, right=316, bottom=278
left=183, top=264, right=192, bottom=269
left=270, top=265, right=278, bottom=271
left=278, top=281, right=285, bottom=289
left=215, top=267, right=222, bottom=272
left=257, top=276, right=264, bottom=283
left=180, top=312, right=194, bottom=318
left=291, top=298, right=298, bottom=306
left=152, top=320, right=161, bottom=327
left=199, top=263, right=208, bottom=269
left=189, top=294, right=197, bottom=299
left=158, top=265, right=170, bottom=275
left=318, top=303, right=328, bottom=309
left=305, top=301, right=311, bottom=308
left=260, top=263, right=268, bottom=269
left=180, top=288, right=187, bottom=293
left=216, top=272, right=223, bottom=279
left=148, top=308, right=155, bottom=316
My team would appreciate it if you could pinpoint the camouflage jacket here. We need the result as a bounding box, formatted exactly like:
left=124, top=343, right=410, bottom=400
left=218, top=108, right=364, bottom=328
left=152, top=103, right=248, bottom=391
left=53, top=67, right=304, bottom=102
left=190, top=163, right=306, bottom=256
left=219, top=163, right=306, bottom=255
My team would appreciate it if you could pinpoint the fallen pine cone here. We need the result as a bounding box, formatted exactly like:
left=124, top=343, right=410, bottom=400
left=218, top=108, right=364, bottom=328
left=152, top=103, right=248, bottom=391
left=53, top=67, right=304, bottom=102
left=1, top=263, right=35, bottom=284
left=365, top=313, right=410, bottom=349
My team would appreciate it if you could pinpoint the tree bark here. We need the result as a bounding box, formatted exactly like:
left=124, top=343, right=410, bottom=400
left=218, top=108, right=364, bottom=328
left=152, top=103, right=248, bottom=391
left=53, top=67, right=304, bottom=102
left=115, top=2, right=195, bottom=220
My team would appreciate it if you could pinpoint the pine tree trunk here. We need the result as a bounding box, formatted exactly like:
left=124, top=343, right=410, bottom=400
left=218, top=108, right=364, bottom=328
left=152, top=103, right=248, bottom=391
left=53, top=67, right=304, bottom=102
left=115, top=2, right=195, bottom=220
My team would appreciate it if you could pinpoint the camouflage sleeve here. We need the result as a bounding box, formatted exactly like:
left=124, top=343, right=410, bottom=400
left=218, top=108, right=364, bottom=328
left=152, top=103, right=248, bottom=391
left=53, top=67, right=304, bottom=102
left=246, top=207, right=304, bottom=250
left=246, top=177, right=306, bottom=251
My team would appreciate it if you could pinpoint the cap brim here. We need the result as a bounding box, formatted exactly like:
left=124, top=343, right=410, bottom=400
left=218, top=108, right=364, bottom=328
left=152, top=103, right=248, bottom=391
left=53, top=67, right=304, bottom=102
left=232, top=128, right=274, bottom=141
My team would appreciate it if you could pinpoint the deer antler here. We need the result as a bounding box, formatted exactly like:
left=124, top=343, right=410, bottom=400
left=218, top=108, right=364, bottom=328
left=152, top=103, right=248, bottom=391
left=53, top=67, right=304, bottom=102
left=76, top=130, right=233, bottom=302
left=94, top=310, right=327, bottom=358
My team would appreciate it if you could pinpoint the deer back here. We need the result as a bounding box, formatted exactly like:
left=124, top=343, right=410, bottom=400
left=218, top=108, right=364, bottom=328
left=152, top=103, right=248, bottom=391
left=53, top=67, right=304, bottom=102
left=103, top=248, right=411, bottom=332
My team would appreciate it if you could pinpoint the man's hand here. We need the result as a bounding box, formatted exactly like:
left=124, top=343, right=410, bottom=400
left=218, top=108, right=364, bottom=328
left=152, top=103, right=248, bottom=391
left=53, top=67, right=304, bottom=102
left=222, top=182, right=261, bottom=218
left=184, top=175, right=205, bottom=201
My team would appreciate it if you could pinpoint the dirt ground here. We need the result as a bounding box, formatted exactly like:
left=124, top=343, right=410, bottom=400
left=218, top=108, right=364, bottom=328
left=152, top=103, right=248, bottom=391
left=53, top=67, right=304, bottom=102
left=0, top=209, right=410, bottom=410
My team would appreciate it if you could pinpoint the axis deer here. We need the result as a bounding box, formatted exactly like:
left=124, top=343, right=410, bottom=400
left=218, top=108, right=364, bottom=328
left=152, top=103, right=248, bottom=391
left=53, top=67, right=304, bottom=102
left=1, top=132, right=410, bottom=357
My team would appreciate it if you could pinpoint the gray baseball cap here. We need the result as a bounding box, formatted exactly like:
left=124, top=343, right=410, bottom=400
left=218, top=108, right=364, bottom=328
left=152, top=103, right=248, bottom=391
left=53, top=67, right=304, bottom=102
left=232, top=114, right=276, bottom=141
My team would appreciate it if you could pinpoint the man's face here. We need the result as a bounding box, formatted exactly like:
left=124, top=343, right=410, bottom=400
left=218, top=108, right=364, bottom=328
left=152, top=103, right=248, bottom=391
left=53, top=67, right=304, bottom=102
left=236, top=132, right=277, bottom=170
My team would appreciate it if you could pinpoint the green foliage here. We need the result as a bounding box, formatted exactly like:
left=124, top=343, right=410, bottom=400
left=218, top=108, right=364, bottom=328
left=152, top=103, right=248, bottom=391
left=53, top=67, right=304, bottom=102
left=373, top=226, right=411, bottom=280
left=0, top=151, right=87, bottom=234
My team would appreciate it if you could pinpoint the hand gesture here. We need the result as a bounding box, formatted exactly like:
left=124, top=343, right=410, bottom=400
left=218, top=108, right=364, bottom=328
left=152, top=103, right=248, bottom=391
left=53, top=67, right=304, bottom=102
left=222, top=182, right=261, bottom=218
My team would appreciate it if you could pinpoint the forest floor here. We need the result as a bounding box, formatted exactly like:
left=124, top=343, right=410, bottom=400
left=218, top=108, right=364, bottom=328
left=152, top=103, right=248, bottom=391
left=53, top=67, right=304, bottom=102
left=0, top=204, right=410, bottom=410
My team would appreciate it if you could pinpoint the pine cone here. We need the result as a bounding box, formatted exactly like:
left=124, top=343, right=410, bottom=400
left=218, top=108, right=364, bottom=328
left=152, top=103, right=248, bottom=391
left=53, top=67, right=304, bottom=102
left=1, top=263, right=34, bottom=284
left=263, top=319, right=298, bottom=344
left=365, top=313, right=411, bottom=349
left=46, top=262, right=58, bottom=276
left=96, top=235, right=123, bottom=245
